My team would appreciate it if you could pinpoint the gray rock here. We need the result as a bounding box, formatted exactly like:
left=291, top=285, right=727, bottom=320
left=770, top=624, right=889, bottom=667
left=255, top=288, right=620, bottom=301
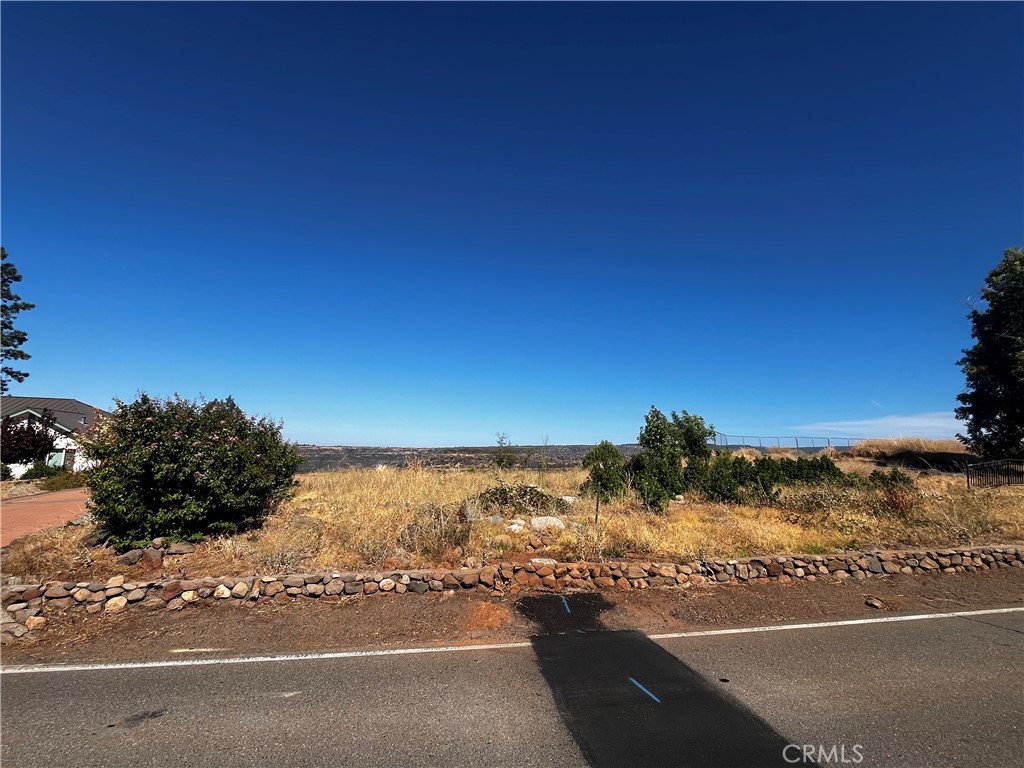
left=118, top=549, right=145, bottom=566
left=530, top=516, right=565, bottom=534
left=166, top=542, right=196, bottom=555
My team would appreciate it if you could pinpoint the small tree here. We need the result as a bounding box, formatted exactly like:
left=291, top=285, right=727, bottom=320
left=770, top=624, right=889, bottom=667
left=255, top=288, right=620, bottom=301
left=492, top=432, right=517, bottom=469
left=1, top=247, right=35, bottom=393
left=0, top=409, right=57, bottom=465
left=581, top=440, right=627, bottom=502
left=627, top=406, right=716, bottom=510
left=955, top=248, right=1024, bottom=459
left=84, top=393, right=301, bottom=549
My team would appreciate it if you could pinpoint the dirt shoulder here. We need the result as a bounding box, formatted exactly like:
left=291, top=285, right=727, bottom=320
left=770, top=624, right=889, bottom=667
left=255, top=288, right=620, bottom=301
left=3, top=568, right=1021, bottom=667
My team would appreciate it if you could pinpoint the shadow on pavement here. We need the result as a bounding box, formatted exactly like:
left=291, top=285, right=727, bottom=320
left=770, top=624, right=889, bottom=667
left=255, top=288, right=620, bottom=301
left=517, top=594, right=811, bottom=768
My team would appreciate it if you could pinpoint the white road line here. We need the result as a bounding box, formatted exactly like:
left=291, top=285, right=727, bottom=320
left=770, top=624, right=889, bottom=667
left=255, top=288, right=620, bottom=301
left=0, top=641, right=533, bottom=675
left=2, top=607, right=1020, bottom=675
left=648, top=606, right=1024, bottom=640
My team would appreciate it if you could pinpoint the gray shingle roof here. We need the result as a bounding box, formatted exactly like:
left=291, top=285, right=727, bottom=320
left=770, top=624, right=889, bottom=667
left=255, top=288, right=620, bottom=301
left=0, top=396, right=109, bottom=433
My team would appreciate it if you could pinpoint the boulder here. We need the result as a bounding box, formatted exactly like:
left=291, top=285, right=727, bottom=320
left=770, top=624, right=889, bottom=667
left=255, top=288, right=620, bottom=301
left=141, top=548, right=163, bottom=569
left=529, top=517, right=565, bottom=534
left=117, top=549, right=145, bottom=566
left=165, top=542, right=196, bottom=555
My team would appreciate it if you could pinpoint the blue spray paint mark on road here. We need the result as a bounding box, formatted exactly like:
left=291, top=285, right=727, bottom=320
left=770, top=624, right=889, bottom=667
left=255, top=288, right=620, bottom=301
left=628, top=677, right=662, bottom=704
left=562, top=597, right=571, bottom=614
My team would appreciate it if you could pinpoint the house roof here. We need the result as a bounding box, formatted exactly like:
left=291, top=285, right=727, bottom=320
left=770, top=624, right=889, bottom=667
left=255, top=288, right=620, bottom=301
left=0, top=397, right=109, bottom=433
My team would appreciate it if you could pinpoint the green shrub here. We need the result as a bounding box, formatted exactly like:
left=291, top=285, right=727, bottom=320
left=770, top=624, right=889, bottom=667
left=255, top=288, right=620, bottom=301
left=702, top=453, right=743, bottom=502
left=40, top=471, right=88, bottom=491
left=581, top=441, right=627, bottom=502
left=20, top=461, right=62, bottom=480
left=1, top=464, right=11, bottom=481
left=83, top=393, right=301, bottom=550
left=627, top=407, right=715, bottom=510
left=700, top=454, right=782, bottom=504
left=774, top=456, right=847, bottom=485
left=868, top=467, right=915, bottom=490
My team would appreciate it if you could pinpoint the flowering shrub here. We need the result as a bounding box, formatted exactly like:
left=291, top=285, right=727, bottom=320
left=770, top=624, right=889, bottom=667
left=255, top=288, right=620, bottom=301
left=84, top=393, right=301, bottom=550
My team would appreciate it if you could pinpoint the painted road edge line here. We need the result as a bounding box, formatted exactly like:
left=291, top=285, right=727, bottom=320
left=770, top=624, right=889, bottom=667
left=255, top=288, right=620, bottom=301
left=0, top=641, right=533, bottom=675
left=2, top=607, right=1021, bottom=675
left=648, top=606, right=1024, bottom=641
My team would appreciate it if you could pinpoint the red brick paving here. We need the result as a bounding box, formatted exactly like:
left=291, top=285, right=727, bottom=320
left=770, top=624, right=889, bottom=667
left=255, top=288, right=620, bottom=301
left=0, top=489, right=89, bottom=547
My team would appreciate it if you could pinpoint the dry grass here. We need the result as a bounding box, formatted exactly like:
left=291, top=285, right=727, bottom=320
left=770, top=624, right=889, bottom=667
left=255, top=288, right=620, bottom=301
left=0, top=480, right=46, bottom=501
left=3, top=463, right=1021, bottom=582
left=851, top=437, right=970, bottom=459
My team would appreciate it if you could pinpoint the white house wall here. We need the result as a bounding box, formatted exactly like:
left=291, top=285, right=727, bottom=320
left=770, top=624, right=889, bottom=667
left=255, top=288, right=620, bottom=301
left=4, top=427, right=96, bottom=478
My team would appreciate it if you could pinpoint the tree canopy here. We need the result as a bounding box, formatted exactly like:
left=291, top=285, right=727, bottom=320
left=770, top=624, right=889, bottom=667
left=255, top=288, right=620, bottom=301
left=1, top=247, right=35, bottom=393
left=1, top=410, right=57, bottom=465
left=955, top=248, right=1024, bottom=458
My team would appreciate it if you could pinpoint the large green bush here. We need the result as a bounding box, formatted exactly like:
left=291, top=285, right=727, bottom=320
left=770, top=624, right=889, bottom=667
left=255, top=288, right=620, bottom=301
left=84, top=394, right=301, bottom=549
left=627, top=407, right=715, bottom=510
left=581, top=440, right=627, bottom=502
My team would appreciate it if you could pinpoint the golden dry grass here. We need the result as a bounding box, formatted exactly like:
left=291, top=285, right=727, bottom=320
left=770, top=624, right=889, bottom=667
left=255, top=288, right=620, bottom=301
left=3, top=463, right=1021, bottom=582
left=851, top=437, right=970, bottom=459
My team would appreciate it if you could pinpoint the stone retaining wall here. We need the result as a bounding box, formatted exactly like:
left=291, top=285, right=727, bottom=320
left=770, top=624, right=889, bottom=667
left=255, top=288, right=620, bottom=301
left=3, top=545, right=1021, bottom=643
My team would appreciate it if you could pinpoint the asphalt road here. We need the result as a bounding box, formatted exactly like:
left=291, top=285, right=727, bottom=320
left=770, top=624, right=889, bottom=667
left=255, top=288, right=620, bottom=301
left=2, top=607, right=1022, bottom=768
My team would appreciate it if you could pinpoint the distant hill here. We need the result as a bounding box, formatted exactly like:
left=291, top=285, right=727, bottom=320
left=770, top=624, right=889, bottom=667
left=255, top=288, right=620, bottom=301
left=295, top=444, right=641, bottom=472
left=295, top=441, right=866, bottom=472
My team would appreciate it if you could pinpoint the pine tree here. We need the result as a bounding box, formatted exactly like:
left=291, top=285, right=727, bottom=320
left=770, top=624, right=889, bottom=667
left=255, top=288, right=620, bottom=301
left=1, top=247, right=35, bottom=393
left=955, top=248, right=1024, bottom=458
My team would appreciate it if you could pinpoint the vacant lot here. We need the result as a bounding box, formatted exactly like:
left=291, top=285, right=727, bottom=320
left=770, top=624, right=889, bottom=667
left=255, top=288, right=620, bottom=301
left=3, top=449, right=1021, bottom=584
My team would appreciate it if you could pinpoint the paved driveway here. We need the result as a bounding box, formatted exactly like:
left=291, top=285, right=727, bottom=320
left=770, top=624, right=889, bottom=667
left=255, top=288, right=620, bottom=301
left=0, top=489, right=89, bottom=546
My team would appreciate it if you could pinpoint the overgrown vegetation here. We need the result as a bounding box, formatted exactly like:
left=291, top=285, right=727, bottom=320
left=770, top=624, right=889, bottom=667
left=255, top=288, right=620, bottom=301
left=477, top=478, right=568, bottom=516
left=83, top=393, right=301, bottom=550
left=3, top=462, right=1022, bottom=583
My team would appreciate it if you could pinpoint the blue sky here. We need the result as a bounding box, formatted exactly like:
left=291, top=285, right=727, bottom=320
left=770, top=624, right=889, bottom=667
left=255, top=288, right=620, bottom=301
left=3, top=2, right=1021, bottom=446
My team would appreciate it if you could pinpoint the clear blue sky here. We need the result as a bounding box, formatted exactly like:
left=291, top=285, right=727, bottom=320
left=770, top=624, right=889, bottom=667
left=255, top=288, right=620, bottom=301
left=3, top=2, right=1021, bottom=446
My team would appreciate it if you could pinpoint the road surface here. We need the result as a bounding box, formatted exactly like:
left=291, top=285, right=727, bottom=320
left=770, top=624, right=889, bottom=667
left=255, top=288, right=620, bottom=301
left=3, top=603, right=1021, bottom=768
left=0, top=489, right=88, bottom=546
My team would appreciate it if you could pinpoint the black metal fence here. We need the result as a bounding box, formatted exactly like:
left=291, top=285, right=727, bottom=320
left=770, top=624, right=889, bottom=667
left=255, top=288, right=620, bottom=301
left=966, top=460, right=1024, bottom=489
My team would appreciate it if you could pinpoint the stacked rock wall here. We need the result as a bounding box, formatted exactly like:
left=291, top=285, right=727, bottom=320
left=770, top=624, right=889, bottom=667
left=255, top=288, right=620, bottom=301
left=3, top=545, right=1021, bottom=643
